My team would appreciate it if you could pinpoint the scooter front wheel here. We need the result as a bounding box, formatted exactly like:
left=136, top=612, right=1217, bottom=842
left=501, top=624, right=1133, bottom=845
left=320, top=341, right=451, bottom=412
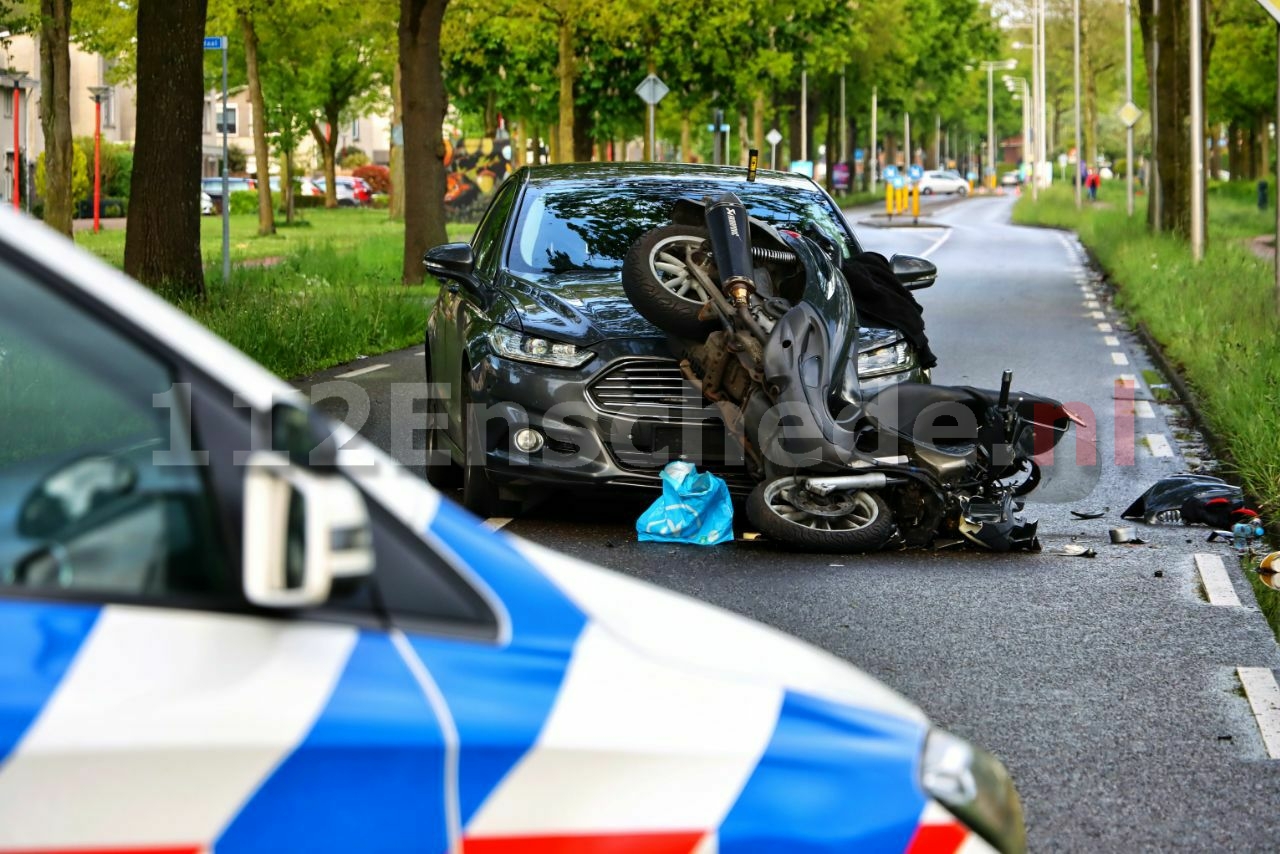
left=622, top=224, right=720, bottom=340
left=746, top=476, right=895, bottom=553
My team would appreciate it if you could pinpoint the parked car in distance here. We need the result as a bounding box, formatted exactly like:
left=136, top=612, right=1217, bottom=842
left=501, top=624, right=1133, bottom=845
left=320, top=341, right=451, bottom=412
left=423, top=162, right=932, bottom=517
left=999, top=171, right=1022, bottom=188
left=0, top=204, right=1024, bottom=854
left=313, top=176, right=372, bottom=206
left=200, top=176, right=256, bottom=213
left=917, top=170, right=969, bottom=195
left=268, top=176, right=323, bottom=198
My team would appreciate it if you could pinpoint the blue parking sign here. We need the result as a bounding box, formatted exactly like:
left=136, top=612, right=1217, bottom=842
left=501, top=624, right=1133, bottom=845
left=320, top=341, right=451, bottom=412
left=892, top=176, right=905, bottom=189
left=908, top=164, right=924, bottom=182
left=883, top=165, right=899, bottom=179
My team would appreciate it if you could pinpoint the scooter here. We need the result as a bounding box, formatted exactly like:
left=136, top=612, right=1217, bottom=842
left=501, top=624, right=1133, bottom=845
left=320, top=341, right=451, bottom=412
left=621, top=193, right=1077, bottom=553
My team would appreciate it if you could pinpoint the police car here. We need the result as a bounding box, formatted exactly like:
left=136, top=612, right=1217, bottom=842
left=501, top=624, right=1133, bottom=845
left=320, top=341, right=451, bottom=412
left=0, top=208, right=1024, bottom=853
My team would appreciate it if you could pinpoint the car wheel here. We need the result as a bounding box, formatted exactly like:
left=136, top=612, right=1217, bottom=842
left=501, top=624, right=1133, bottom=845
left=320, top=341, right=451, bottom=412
left=921, top=187, right=934, bottom=195
left=745, top=477, right=895, bottom=553
left=424, top=352, right=462, bottom=491
left=622, top=224, right=719, bottom=341
left=460, top=373, right=519, bottom=517
left=958, top=186, right=969, bottom=197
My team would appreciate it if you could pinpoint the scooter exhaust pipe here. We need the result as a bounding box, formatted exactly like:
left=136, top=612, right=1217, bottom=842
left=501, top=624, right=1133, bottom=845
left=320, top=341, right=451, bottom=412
left=803, top=473, right=889, bottom=497
left=703, top=193, right=756, bottom=304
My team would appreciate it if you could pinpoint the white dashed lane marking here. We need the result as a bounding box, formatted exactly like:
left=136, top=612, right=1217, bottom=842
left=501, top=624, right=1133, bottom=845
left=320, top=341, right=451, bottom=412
left=335, top=363, right=390, bottom=379
left=1237, top=667, right=1280, bottom=759
left=1090, top=311, right=1106, bottom=320
left=1111, top=352, right=1130, bottom=366
left=1194, top=553, right=1242, bottom=607
left=1098, top=322, right=1114, bottom=333
left=1134, top=400, right=1156, bottom=419
left=1145, top=433, right=1174, bottom=457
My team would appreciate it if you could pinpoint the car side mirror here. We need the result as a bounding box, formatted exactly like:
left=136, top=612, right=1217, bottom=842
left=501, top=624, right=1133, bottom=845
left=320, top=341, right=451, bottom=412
left=424, top=243, right=476, bottom=282
left=242, top=451, right=373, bottom=609
left=890, top=254, right=937, bottom=290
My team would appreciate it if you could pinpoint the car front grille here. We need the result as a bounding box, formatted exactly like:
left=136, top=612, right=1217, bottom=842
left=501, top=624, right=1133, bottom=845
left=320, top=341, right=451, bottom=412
left=586, top=359, right=709, bottom=421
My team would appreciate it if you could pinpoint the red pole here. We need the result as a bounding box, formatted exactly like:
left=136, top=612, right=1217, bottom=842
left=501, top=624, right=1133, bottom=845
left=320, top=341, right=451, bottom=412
left=93, top=99, right=102, bottom=233
left=12, top=85, right=19, bottom=211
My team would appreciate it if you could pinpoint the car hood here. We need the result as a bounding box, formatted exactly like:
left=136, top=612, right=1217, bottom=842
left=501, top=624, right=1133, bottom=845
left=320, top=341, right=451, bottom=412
left=493, top=270, right=663, bottom=346
left=514, top=538, right=927, bottom=724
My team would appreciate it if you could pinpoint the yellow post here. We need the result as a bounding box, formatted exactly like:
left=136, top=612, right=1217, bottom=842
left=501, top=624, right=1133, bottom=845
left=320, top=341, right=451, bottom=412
left=912, top=183, right=920, bottom=221
left=899, top=185, right=907, bottom=214
left=885, top=182, right=894, bottom=217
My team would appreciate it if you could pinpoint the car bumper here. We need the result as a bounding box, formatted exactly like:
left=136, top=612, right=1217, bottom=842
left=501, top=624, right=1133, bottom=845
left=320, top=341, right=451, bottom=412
left=466, top=338, right=919, bottom=496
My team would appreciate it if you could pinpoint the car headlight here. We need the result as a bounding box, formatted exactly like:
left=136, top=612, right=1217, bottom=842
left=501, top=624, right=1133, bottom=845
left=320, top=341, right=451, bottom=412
left=487, top=327, right=594, bottom=368
left=921, top=729, right=1026, bottom=854
left=857, top=339, right=916, bottom=379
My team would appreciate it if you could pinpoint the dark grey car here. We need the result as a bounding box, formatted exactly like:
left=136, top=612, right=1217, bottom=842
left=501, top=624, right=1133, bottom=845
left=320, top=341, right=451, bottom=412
left=423, top=162, right=928, bottom=516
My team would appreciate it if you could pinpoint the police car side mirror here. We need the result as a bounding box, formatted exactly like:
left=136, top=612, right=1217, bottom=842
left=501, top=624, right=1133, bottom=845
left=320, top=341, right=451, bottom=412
left=242, top=452, right=373, bottom=609
left=890, top=254, right=937, bottom=290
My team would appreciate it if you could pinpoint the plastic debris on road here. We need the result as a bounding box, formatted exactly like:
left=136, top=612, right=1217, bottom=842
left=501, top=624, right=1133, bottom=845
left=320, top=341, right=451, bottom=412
left=636, top=461, right=735, bottom=546
left=1057, top=544, right=1098, bottom=558
left=1122, top=473, right=1259, bottom=529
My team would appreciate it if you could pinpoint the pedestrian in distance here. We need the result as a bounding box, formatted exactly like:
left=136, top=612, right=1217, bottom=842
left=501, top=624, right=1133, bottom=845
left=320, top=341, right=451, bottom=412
left=1086, top=170, right=1100, bottom=202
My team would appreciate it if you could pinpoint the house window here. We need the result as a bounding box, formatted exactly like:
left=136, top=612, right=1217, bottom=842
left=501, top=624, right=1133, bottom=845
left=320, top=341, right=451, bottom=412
left=102, top=89, right=115, bottom=128
left=2, top=89, right=11, bottom=119
left=351, top=119, right=360, bottom=141
left=215, top=105, right=238, bottom=135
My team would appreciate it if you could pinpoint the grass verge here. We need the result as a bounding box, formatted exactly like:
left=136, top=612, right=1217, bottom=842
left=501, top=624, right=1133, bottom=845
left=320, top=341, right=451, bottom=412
left=1013, top=184, right=1280, bottom=520
left=75, top=210, right=476, bottom=378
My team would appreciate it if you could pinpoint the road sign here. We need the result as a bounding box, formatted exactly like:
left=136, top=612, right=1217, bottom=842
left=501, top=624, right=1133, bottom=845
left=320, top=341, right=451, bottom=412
left=966, top=171, right=977, bottom=181
left=892, top=176, right=905, bottom=189
left=854, top=148, right=864, bottom=162
left=882, top=165, right=899, bottom=179
left=1118, top=101, right=1143, bottom=128
left=1256, top=0, right=1280, bottom=24
left=907, top=164, right=924, bottom=182
left=705, top=124, right=731, bottom=132
left=765, top=128, right=783, bottom=147
left=635, top=74, right=669, bottom=106
left=203, top=36, right=226, bottom=50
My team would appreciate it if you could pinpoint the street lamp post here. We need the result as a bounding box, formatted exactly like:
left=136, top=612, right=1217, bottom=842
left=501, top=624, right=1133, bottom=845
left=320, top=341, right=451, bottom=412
left=88, top=86, right=111, bottom=233
left=1073, top=0, right=1083, bottom=209
left=1005, top=76, right=1031, bottom=182
left=980, top=59, right=1017, bottom=189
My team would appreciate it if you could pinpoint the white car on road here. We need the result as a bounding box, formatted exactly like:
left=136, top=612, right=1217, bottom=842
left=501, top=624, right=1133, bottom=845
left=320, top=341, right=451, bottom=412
left=917, top=170, right=969, bottom=196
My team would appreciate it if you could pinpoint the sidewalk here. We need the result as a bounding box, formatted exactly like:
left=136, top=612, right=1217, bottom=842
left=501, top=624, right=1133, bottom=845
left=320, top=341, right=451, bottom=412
left=72, top=217, right=127, bottom=232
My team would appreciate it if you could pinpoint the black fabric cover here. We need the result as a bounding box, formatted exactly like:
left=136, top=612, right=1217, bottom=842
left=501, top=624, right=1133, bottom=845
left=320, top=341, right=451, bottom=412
left=839, top=251, right=938, bottom=369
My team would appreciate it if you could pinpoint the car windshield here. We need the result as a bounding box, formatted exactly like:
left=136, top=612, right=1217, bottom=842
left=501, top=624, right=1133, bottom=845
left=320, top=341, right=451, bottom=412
left=507, top=178, right=858, bottom=275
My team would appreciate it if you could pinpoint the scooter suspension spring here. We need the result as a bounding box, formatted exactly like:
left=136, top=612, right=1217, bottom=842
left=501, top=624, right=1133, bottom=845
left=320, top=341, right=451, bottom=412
left=750, top=246, right=798, bottom=264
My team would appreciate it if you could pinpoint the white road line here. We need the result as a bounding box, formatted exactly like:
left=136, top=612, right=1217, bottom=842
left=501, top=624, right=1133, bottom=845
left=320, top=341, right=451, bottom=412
left=1118, top=373, right=1137, bottom=383
left=1237, top=667, right=1280, bottom=759
left=1145, top=433, right=1174, bottom=457
left=1084, top=300, right=1101, bottom=309
left=919, top=228, right=954, bottom=259
left=1104, top=335, right=1120, bottom=346
left=334, top=363, right=390, bottom=379
left=1091, top=311, right=1106, bottom=319
left=483, top=517, right=513, bottom=531
left=1098, top=322, right=1114, bottom=333
left=1194, top=553, right=1242, bottom=607
left=1134, top=400, right=1156, bottom=419
left=416, top=350, right=427, bottom=356
left=1111, top=352, right=1129, bottom=365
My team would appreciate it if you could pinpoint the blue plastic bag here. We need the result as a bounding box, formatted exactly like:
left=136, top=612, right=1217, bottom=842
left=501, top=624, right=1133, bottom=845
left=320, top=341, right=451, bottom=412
left=636, top=461, right=735, bottom=546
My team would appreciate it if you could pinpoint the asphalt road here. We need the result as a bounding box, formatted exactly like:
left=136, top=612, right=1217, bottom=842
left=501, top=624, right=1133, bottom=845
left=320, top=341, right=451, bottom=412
left=297, top=193, right=1280, bottom=851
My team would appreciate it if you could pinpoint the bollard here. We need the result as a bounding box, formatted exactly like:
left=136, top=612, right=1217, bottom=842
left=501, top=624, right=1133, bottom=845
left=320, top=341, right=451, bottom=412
left=1259, top=179, right=1269, bottom=211
left=885, top=183, right=894, bottom=219
left=912, top=183, right=920, bottom=223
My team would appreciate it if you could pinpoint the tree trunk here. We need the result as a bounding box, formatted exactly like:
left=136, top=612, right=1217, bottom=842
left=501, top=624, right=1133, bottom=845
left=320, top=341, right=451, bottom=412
left=884, top=131, right=897, bottom=167
left=823, top=90, right=837, bottom=192
left=38, top=0, right=73, bottom=237
left=739, top=112, right=750, bottom=167
left=1227, top=121, right=1240, bottom=180
left=400, top=0, right=450, bottom=285
left=752, top=92, right=765, bottom=168
left=389, top=61, right=405, bottom=221
left=241, top=9, right=274, bottom=237
left=310, top=115, right=339, bottom=208
left=124, top=0, right=207, bottom=296
left=282, top=151, right=294, bottom=226
left=572, top=99, right=592, bottom=161
left=680, top=113, right=692, bottom=162
left=556, top=18, right=575, bottom=163
left=1138, top=0, right=1193, bottom=238
left=1261, top=111, right=1272, bottom=180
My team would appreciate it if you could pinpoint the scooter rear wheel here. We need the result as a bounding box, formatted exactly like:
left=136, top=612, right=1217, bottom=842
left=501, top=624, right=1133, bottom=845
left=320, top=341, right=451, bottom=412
left=746, top=476, right=895, bottom=553
left=622, top=224, right=720, bottom=340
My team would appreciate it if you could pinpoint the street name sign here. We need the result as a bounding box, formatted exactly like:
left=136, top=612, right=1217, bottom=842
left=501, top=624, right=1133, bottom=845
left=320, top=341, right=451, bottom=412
left=203, top=36, right=226, bottom=50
